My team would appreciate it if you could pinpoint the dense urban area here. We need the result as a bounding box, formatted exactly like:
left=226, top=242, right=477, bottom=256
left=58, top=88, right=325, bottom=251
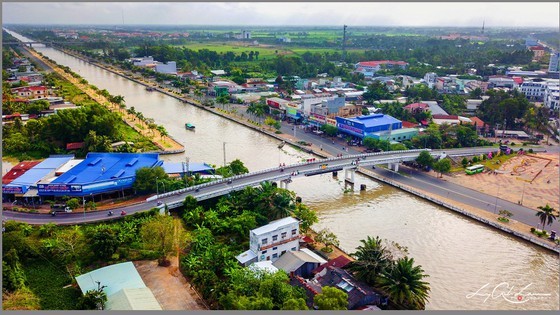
left=2, top=23, right=559, bottom=311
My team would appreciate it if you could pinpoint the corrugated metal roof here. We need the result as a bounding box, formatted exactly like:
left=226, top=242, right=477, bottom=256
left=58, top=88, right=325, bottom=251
left=236, top=249, right=257, bottom=264
left=9, top=155, right=73, bottom=187
left=75, top=262, right=146, bottom=297
left=272, top=250, right=321, bottom=273
left=106, top=288, right=162, bottom=310
left=162, top=162, right=214, bottom=174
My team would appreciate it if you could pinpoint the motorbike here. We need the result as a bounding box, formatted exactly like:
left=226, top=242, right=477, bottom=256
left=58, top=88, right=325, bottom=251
left=120, top=210, right=126, bottom=216
left=50, top=211, right=56, bottom=216
left=107, top=211, right=113, bottom=216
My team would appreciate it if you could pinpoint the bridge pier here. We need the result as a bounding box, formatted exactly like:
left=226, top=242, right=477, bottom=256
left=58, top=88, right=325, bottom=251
left=344, top=168, right=355, bottom=190
left=388, top=163, right=400, bottom=172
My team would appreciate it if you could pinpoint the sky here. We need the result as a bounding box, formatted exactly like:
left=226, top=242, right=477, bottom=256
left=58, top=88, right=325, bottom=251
left=2, top=2, right=559, bottom=28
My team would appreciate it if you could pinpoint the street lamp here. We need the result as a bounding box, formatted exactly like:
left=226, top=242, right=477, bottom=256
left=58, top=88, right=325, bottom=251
left=155, top=176, right=159, bottom=198
left=494, top=184, right=500, bottom=214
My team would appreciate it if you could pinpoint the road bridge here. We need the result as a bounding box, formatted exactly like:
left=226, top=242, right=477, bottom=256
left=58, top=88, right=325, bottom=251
left=2, top=147, right=496, bottom=225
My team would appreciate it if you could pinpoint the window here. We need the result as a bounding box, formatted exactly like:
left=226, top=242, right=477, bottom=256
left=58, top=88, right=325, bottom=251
left=272, top=247, right=277, bottom=251
left=281, top=232, right=287, bottom=238
left=291, top=247, right=297, bottom=251
left=266, top=256, right=270, bottom=261
left=272, top=253, right=278, bottom=259
left=272, top=235, right=278, bottom=241
left=261, top=250, right=267, bottom=254
left=291, top=229, right=297, bottom=236
left=281, top=250, right=286, bottom=255
left=262, top=238, right=268, bottom=245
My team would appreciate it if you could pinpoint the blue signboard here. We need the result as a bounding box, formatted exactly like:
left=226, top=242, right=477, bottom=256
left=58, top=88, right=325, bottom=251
left=38, top=183, right=82, bottom=193
left=2, top=186, right=25, bottom=194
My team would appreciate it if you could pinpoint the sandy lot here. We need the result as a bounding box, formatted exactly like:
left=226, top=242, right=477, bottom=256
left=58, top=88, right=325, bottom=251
left=445, top=152, right=560, bottom=211
left=134, top=257, right=206, bottom=310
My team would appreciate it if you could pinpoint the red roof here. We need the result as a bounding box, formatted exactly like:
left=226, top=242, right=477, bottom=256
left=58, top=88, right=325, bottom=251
left=312, top=255, right=353, bottom=275
left=469, top=116, right=486, bottom=127
left=2, top=161, right=41, bottom=184
left=529, top=46, right=545, bottom=50
left=404, top=102, right=429, bottom=110
left=357, top=60, right=408, bottom=67
left=11, top=86, right=47, bottom=92
left=66, top=142, right=84, bottom=150
left=433, top=114, right=459, bottom=120
left=402, top=121, right=419, bottom=128
left=420, top=120, right=430, bottom=126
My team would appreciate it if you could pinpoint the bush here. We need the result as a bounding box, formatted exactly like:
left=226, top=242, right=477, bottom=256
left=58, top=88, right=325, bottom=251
left=528, top=148, right=534, bottom=153
left=510, top=142, right=515, bottom=146
left=530, top=227, right=536, bottom=233
left=275, top=130, right=282, bottom=134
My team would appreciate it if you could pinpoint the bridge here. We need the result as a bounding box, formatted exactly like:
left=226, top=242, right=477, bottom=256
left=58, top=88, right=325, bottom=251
left=2, top=147, right=495, bottom=225
left=3, top=41, right=85, bottom=47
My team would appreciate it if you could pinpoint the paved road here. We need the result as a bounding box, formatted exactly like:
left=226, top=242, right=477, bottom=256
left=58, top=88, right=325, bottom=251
left=370, top=166, right=560, bottom=232
left=2, top=147, right=491, bottom=225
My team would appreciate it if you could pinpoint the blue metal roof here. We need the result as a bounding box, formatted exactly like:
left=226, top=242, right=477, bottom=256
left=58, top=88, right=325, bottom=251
left=162, top=162, right=214, bottom=175
left=75, top=262, right=146, bottom=297
left=51, top=153, right=161, bottom=185
left=8, top=155, right=74, bottom=187
left=347, top=114, right=401, bottom=128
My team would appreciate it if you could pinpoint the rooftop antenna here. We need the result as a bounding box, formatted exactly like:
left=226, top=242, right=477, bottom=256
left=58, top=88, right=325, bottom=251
left=342, top=25, right=347, bottom=61
left=481, top=20, right=485, bottom=35
left=121, top=9, right=125, bottom=26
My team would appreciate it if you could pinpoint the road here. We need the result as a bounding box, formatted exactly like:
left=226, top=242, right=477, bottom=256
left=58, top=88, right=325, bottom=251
left=370, top=166, right=560, bottom=232
left=2, top=147, right=492, bottom=225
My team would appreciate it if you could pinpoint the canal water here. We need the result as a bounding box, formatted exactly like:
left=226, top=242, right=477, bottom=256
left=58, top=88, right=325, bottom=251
left=6, top=30, right=559, bottom=310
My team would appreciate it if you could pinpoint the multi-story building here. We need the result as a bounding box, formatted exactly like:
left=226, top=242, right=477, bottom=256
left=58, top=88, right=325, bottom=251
left=236, top=217, right=300, bottom=266
left=155, top=61, right=177, bottom=75
left=549, top=52, right=559, bottom=73
left=520, top=80, right=547, bottom=101
left=10, top=86, right=49, bottom=99
left=544, top=83, right=560, bottom=110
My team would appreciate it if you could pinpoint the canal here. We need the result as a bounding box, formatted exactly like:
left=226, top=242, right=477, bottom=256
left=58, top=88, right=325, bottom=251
left=6, top=29, right=559, bottom=310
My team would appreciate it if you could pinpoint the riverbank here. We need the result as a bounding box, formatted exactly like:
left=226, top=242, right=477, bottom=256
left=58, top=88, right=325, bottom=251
left=47, top=46, right=558, bottom=253
left=21, top=46, right=184, bottom=154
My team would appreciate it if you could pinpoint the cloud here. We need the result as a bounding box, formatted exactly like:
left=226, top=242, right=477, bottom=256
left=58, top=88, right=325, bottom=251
left=2, top=2, right=558, bottom=28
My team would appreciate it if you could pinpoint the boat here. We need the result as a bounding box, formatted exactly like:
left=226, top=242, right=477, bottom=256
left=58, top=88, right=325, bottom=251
left=145, top=86, right=155, bottom=91
left=185, top=123, right=195, bottom=130
left=278, top=141, right=286, bottom=149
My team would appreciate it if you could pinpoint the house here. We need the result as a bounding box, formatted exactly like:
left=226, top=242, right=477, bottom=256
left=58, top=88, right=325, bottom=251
left=10, top=86, right=49, bottom=99
left=528, top=45, right=546, bottom=61
left=404, top=102, right=429, bottom=114
left=432, top=114, right=472, bottom=125
left=354, top=61, right=408, bottom=77
left=467, top=117, right=488, bottom=135
left=236, top=217, right=301, bottom=266
left=293, top=265, right=386, bottom=310
left=272, top=250, right=322, bottom=279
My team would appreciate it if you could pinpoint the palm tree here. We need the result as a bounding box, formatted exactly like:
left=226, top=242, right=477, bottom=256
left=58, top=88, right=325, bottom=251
left=254, top=182, right=295, bottom=221
left=377, top=257, right=430, bottom=310
left=346, top=236, right=392, bottom=285
left=535, top=204, right=558, bottom=230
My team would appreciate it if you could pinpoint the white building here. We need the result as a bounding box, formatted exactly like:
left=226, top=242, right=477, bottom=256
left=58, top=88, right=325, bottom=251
left=549, top=52, right=559, bottom=73
left=155, top=61, right=177, bottom=75
left=132, top=56, right=156, bottom=67
left=423, top=72, right=438, bottom=89
left=236, top=217, right=300, bottom=266
left=544, top=83, right=560, bottom=110
left=520, top=81, right=547, bottom=101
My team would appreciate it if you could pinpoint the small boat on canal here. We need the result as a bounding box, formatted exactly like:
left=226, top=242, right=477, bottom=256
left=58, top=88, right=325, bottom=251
left=185, top=123, right=195, bottom=130
left=145, top=86, right=155, bottom=91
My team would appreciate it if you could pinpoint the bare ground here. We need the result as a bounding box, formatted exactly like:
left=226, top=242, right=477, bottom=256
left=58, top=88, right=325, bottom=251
left=134, top=257, right=207, bottom=310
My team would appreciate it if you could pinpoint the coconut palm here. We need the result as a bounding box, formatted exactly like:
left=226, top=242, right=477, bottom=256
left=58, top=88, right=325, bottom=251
left=377, top=257, right=430, bottom=310
left=346, top=236, right=392, bottom=285
left=535, top=204, right=558, bottom=230
left=254, top=181, right=295, bottom=221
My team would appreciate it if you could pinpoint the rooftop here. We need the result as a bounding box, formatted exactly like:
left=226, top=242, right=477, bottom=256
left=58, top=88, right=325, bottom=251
left=251, top=217, right=299, bottom=236
left=342, top=114, right=401, bottom=128
left=7, top=155, right=74, bottom=188
left=272, top=250, right=321, bottom=273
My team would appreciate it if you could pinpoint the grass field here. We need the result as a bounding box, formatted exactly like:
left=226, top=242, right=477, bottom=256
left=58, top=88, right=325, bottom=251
left=24, top=261, right=82, bottom=310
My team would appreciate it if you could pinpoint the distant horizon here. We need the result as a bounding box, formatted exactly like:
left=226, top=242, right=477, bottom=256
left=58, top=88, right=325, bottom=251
left=3, top=24, right=558, bottom=30
left=3, top=2, right=559, bottom=28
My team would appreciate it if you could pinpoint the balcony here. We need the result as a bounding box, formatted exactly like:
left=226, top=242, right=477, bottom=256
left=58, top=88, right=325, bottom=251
left=259, top=235, right=300, bottom=251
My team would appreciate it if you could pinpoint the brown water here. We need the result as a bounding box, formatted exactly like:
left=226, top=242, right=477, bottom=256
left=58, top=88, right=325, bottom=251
left=8, top=30, right=559, bottom=310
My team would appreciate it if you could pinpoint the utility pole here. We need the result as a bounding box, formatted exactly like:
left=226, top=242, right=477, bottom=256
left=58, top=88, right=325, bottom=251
left=342, top=25, right=347, bottom=61
left=223, top=142, right=227, bottom=168
left=186, top=157, right=190, bottom=188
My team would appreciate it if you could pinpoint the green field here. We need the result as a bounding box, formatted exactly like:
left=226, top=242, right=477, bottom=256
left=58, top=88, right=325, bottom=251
left=24, top=261, right=82, bottom=310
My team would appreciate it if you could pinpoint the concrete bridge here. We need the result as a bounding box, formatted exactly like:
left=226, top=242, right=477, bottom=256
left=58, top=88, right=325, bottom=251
left=148, top=147, right=492, bottom=210
left=2, top=147, right=496, bottom=225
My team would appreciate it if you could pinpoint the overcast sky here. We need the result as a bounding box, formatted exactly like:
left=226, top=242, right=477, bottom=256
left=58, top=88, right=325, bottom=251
left=3, top=2, right=559, bottom=28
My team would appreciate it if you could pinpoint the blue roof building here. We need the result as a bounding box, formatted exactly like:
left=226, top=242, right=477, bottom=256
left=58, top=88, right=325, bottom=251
left=2, top=155, right=74, bottom=195
left=38, top=153, right=162, bottom=197
left=161, top=162, right=215, bottom=176
left=336, top=114, right=402, bottom=139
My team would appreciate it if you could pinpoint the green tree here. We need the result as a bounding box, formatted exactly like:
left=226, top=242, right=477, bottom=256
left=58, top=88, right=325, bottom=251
left=90, top=227, right=119, bottom=259
left=415, top=151, right=435, bottom=169
left=77, top=288, right=108, bottom=310
left=133, top=166, right=169, bottom=194
left=66, top=198, right=80, bottom=211
left=282, top=298, right=308, bottom=310
left=314, top=286, right=348, bottom=310
left=1, top=287, right=41, bottom=310
left=346, top=236, right=392, bottom=285
left=315, top=228, right=340, bottom=253
left=377, top=257, right=430, bottom=310
left=2, top=248, right=27, bottom=292
left=141, top=216, right=185, bottom=266
left=292, top=203, right=318, bottom=233
left=320, top=124, right=338, bottom=137
left=363, top=81, right=392, bottom=103
left=535, top=204, right=558, bottom=230
left=432, top=159, right=451, bottom=178
left=228, top=159, right=249, bottom=175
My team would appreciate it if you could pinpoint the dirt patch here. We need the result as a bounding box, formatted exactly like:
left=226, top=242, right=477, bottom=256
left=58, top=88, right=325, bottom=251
left=444, top=153, right=560, bottom=211
left=134, top=256, right=206, bottom=310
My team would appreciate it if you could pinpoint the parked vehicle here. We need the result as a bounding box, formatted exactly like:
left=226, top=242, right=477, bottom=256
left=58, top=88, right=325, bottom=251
left=120, top=210, right=127, bottom=216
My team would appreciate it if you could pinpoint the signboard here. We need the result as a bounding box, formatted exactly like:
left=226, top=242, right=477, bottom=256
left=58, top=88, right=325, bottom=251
left=337, top=123, right=364, bottom=135
left=38, top=183, right=82, bottom=193
left=267, top=100, right=280, bottom=108
left=2, top=186, right=24, bottom=194
left=326, top=118, right=337, bottom=126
